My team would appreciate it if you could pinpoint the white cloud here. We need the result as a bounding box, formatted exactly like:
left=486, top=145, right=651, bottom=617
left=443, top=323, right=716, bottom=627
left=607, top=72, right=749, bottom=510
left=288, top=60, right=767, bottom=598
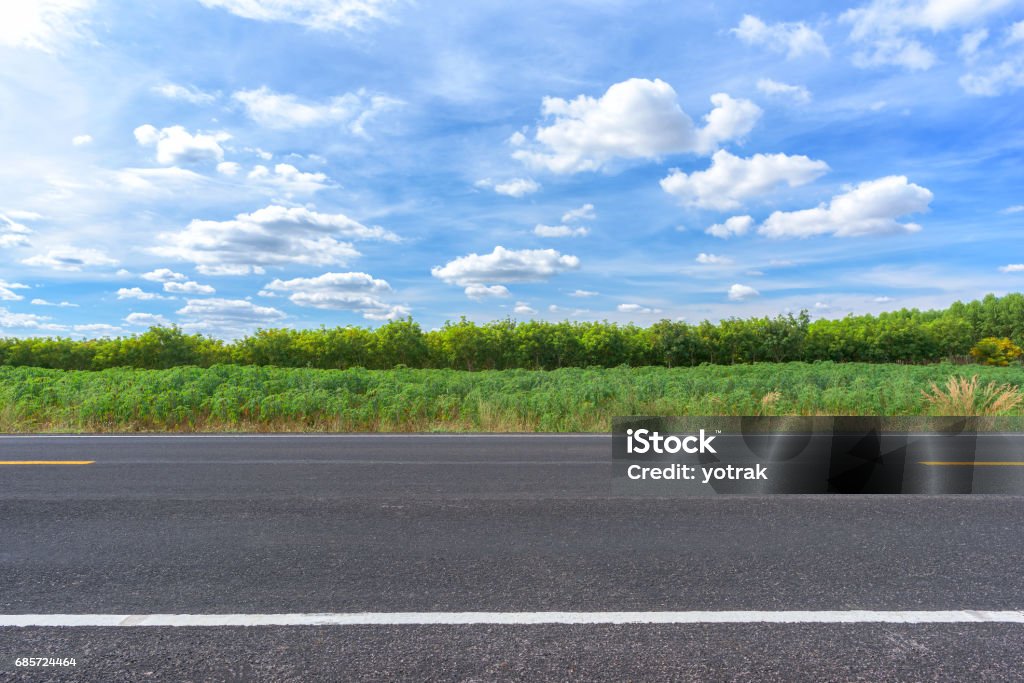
left=196, top=0, right=397, bottom=31
left=661, top=150, right=829, bottom=211
left=1003, top=205, right=1024, bottom=214
left=0, top=0, right=92, bottom=53
left=247, top=163, right=332, bottom=196
left=464, top=284, right=511, bottom=300
left=759, top=175, right=933, bottom=238
left=548, top=304, right=589, bottom=317
left=124, top=312, right=171, bottom=327
left=728, top=284, right=760, bottom=300
left=696, top=253, right=732, bottom=265
left=432, top=246, right=580, bottom=288
left=141, top=268, right=187, bottom=283
left=508, top=131, right=527, bottom=146
left=562, top=203, right=596, bottom=222
left=534, top=224, right=589, bottom=238
left=513, top=301, right=537, bottom=315
left=74, top=324, right=126, bottom=336
left=134, top=125, right=231, bottom=165
left=233, top=87, right=399, bottom=136
left=960, top=59, right=1024, bottom=95
left=617, top=303, right=662, bottom=314
left=756, top=78, right=812, bottom=104
left=841, top=0, right=1014, bottom=71
left=154, top=205, right=398, bottom=275
left=0, top=307, right=59, bottom=331
left=475, top=177, right=541, bottom=197
left=959, top=28, right=989, bottom=58
left=117, top=287, right=172, bottom=301
left=262, top=272, right=408, bottom=320
left=31, top=298, right=78, bottom=307
left=0, top=214, right=33, bottom=248
left=873, top=295, right=894, bottom=303
left=175, top=298, right=287, bottom=335
left=1000, top=264, right=1024, bottom=272
left=71, top=134, right=93, bottom=146
left=152, top=83, right=218, bottom=105
left=569, top=289, right=598, bottom=297
left=115, top=167, right=208, bottom=194
left=164, top=280, right=216, bottom=295
left=23, top=247, right=118, bottom=271
left=217, top=161, right=241, bottom=176
left=731, top=15, right=829, bottom=59
left=705, top=215, right=754, bottom=239
left=513, top=78, right=761, bottom=173
left=0, top=280, right=29, bottom=301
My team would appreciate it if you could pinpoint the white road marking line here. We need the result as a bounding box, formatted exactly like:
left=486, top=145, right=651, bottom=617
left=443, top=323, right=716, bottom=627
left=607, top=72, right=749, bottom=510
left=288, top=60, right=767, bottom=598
left=4, top=611, right=1024, bottom=627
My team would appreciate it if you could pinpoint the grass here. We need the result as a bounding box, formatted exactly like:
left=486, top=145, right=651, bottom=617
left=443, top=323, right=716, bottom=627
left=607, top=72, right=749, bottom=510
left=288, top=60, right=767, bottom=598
left=1, top=362, right=1023, bottom=433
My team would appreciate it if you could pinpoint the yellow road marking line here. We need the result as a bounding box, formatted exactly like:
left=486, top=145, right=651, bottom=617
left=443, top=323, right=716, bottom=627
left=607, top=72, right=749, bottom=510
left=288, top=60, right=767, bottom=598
left=919, top=461, right=1024, bottom=466
left=0, top=460, right=94, bottom=465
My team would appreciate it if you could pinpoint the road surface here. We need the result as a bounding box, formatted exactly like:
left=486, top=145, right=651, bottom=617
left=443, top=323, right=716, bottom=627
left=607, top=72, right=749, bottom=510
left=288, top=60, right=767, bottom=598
left=2, top=434, right=1024, bottom=681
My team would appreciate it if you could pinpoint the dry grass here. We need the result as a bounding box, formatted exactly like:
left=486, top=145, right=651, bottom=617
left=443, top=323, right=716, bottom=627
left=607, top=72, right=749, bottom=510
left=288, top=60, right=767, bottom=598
left=758, top=391, right=782, bottom=415
left=920, top=375, right=1024, bottom=416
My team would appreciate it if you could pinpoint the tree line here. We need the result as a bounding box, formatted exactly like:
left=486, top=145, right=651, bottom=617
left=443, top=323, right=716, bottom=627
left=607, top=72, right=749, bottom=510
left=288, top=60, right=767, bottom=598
left=2, top=293, right=1023, bottom=371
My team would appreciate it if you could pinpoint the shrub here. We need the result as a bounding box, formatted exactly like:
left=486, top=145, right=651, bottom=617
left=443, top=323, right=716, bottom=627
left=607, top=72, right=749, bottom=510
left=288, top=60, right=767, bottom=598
left=920, top=375, right=1024, bottom=416
left=970, top=337, right=1023, bottom=366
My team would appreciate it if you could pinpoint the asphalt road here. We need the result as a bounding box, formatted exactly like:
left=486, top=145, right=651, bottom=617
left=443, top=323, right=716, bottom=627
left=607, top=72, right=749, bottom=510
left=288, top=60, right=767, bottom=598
left=2, top=434, right=1024, bottom=681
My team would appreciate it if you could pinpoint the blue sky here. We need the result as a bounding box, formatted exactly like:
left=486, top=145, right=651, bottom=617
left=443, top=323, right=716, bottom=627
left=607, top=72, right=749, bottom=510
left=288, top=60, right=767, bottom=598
left=1, top=0, right=1023, bottom=338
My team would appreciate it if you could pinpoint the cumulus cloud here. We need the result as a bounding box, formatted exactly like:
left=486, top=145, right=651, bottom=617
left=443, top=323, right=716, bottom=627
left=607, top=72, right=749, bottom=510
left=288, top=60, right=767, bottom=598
left=0, top=214, right=33, bottom=248
left=134, top=124, right=230, bottom=166
left=731, top=15, right=829, bottom=59
left=0, top=280, right=29, bottom=301
left=152, top=83, right=218, bottom=105
left=141, top=268, right=187, bottom=283
left=759, top=175, right=933, bottom=238
left=0, top=307, right=60, bottom=331
left=464, top=284, right=511, bottom=300
left=164, top=280, right=216, bottom=295
left=233, top=87, right=399, bottom=136
left=475, top=177, right=541, bottom=197
left=617, top=303, right=662, bottom=314
left=756, top=78, right=812, bottom=103
left=74, top=324, right=126, bottom=336
left=117, top=287, right=172, bottom=301
left=196, top=0, right=398, bottom=31
left=728, top=284, right=760, bottom=300
left=432, top=247, right=580, bottom=294
left=72, top=134, right=93, bottom=146
left=23, top=247, right=118, bottom=271
left=247, top=163, right=332, bottom=196
left=696, top=253, right=732, bottom=265
left=534, top=224, right=589, bottom=238
left=153, top=205, right=398, bottom=275
left=124, top=312, right=171, bottom=327
left=0, top=0, right=93, bottom=53
left=513, top=79, right=761, bottom=173
left=217, top=161, right=241, bottom=176
left=569, top=289, right=598, bottom=297
left=175, top=298, right=287, bottom=336
left=661, top=150, right=829, bottom=211
left=1000, top=264, right=1024, bottom=272
left=513, top=301, right=537, bottom=315
left=262, top=272, right=409, bottom=320
left=705, top=215, right=754, bottom=239
left=562, top=204, right=596, bottom=222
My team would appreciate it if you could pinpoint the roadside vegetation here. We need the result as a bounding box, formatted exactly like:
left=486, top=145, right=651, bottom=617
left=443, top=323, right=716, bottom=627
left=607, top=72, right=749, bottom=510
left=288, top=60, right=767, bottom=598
left=1, top=363, right=1022, bottom=433
left=1, top=293, right=1023, bottom=371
